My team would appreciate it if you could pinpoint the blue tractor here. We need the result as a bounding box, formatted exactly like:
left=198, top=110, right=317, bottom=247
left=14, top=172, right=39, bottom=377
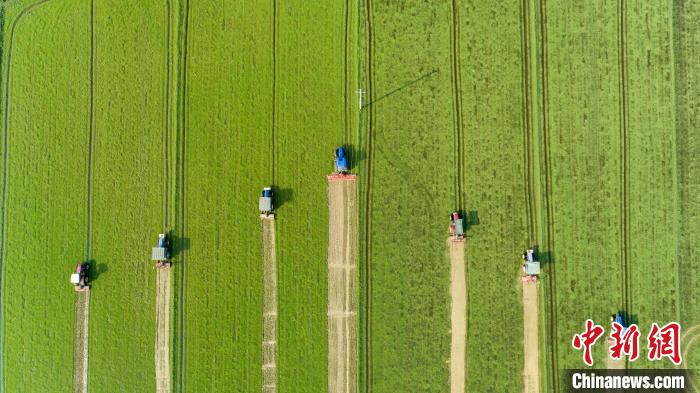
left=335, top=147, right=348, bottom=173
left=611, top=312, right=629, bottom=334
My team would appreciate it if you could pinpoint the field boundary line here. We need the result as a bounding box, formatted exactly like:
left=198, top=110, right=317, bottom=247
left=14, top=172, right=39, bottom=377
left=0, top=1, right=53, bottom=390
left=174, top=0, right=190, bottom=391
left=360, top=0, right=375, bottom=392
left=617, top=0, right=632, bottom=330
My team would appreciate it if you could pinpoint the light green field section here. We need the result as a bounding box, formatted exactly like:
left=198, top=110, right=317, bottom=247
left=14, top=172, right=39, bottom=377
left=625, top=0, right=680, bottom=369
left=458, top=1, right=528, bottom=391
left=1, top=1, right=89, bottom=391
left=362, top=1, right=452, bottom=392
left=274, top=1, right=352, bottom=391
left=543, top=0, right=623, bottom=372
left=179, top=1, right=271, bottom=391
left=87, top=1, right=168, bottom=391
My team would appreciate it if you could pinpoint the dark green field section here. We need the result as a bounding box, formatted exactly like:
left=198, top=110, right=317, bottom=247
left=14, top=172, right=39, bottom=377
left=458, top=1, right=528, bottom=391
left=179, top=1, right=271, bottom=391
left=362, top=1, right=453, bottom=392
left=1, top=2, right=90, bottom=391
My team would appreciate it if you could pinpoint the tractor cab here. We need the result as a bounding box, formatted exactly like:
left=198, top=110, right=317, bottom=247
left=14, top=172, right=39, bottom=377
left=71, top=262, right=90, bottom=291
left=152, top=233, right=171, bottom=268
left=335, top=147, right=348, bottom=173
left=611, top=312, right=629, bottom=333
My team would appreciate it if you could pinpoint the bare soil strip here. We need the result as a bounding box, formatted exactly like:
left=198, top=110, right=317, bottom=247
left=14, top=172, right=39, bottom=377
left=73, top=291, right=90, bottom=393
left=156, top=269, right=172, bottom=393
left=522, top=281, right=540, bottom=393
left=605, top=346, right=626, bottom=369
left=449, top=240, right=466, bottom=393
left=261, top=216, right=277, bottom=393
left=328, top=179, right=357, bottom=393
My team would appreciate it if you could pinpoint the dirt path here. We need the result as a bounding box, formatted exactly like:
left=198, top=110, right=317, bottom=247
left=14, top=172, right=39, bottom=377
left=521, top=280, right=540, bottom=393
left=448, top=240, right=466, bottom=393
left=261, top=216, right=277, bottom=393
left=328, top=178, right=357, bottom=393
left=605, top=345, right=626, bottom=369
left=73, top=291, right=90, bottom=393
left=155, top=269, right=171, bottom=393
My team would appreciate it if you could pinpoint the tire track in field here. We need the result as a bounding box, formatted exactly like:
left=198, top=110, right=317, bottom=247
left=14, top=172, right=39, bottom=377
left=163, top=0, right=172, bottom=229
left=537, top=0, right=560, bottom=390
left=617, top=0, right=632, bottom=325
left=360, top=1, right=375, bottom=392
left=175, top=0, right=190, bottom=391
left=0, top=1, right=53, bottom=390
left=448, top=0, right=464, bottom=211
left=519, top=0, right=536, bottom=245
left=85, top=0, right=95, bottom=263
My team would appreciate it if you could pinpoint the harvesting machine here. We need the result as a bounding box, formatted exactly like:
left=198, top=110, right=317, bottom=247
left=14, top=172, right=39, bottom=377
left=522, top=248, right=540, bottom=283
left=328, top=146, right=356, bottom=181
left=152, top=233, right=171, bottom=268
left=259, top=187, right=274, bottom=218
left=449, top=211, right=465, bottom=241
left=70, top=262, right=90, bottom=292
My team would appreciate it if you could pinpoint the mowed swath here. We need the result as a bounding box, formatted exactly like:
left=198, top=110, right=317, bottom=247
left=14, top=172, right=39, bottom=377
left=88, top=1, right=167, bottom=391
left=261, top=217, right=277, bottom=393
left=181, top=1, right=270, bottom=391
left=364, top=1, right=453, bottom=392
left=1, top=2, right=90, bottom=391
left=328, top=179, right=357, bottom=393
left=274, top=1, right=348, bottom=391
left=155, top=269, right=171, bottom=393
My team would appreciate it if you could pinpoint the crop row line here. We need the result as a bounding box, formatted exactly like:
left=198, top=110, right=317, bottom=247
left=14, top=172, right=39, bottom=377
left=0, top=1, right=54, bottom=390
left=270, top=0, right=277, bottom=185
left=360, top=0, right=375, bottom=392
left=535, top=0, right=560, bottom=390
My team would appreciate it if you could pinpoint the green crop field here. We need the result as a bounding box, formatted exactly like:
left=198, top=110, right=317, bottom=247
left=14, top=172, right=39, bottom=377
left=0, top=1, right=699, bottom=393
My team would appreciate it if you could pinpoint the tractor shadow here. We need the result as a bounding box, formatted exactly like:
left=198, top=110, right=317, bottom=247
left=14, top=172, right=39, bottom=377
left=344, top=145, right=366, bottom=172
left=87, top=259, right=108, bottom=282
left=272, top=186, right=294, bottom=209
left=168, top=229, right=190, bottom=260
left=466, top=210, right=480, bottom=227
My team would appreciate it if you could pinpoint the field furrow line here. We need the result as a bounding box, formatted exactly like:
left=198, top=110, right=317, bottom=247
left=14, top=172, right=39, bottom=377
left=537, top=0, right=559, bottom=390
left=175, top=0, right=190, bottom=391
left=343, top=0, right=350, bottom=146
left=360, top=0, right=375, bottom=392
left=617, top=0, right=632, bottom=323
left=449, top=0, right=464, bottom=211
left=0, top=1, right=53, bottom=390
left=270, top=0, right=277, bottom=185
left=519, top=0, right=536, bottom=245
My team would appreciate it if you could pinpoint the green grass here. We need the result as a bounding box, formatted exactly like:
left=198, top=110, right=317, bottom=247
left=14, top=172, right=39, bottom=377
left=362, top=1, right=453, bottom=392
left=1, top=1, right=90, bottom=391
left=458, top=1, right=528, bottom=391
left=274, top=1, right=352, bottom=392
left=178, top=1, right=271, bottom=391
left=87, top=1, right=169, bottom=391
